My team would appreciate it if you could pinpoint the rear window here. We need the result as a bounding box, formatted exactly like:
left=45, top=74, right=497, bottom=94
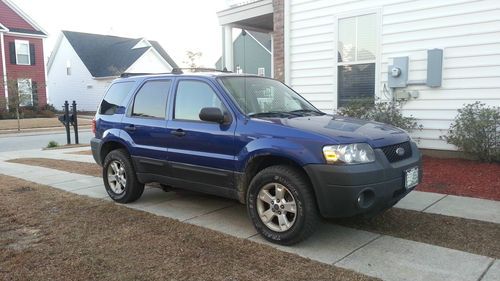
left=99, top=82, right=135, bottom=115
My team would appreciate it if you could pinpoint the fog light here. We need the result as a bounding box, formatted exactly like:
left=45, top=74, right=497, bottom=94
left=357, top=189, right=375, bottom=209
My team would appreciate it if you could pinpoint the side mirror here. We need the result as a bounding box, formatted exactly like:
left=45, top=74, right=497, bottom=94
left=199, top=107, right=226, bottom=124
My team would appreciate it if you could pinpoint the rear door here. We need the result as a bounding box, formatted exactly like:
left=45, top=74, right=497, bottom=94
left=120, top=79, right=172, bottom=176
left=165, top=78, right=236, bottom=188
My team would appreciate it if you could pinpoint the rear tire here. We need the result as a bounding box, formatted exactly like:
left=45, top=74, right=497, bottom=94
left=247, top=165, right=319, bottom=245
left=103, top=149, right=144, bottom=203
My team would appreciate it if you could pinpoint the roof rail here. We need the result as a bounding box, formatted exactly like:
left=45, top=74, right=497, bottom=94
left=171, top=67, right=232, bottom=74
left=119, top=72, right=170, bottom=78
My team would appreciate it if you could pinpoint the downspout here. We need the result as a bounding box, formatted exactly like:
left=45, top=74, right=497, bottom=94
left=0, top=32, right=8, bottom=110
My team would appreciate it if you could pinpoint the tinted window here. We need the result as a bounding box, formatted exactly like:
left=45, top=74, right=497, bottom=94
left=174, top=80, right=224, bottom=121
left=132, top=80, right=170, bottom=119
left=99, top=82, right=134, bottom=115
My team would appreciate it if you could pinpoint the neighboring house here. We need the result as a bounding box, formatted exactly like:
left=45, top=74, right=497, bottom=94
left=215, top=30, right=272, bottom=77
left=217, top=0, right=500, bottom=151
left=0, top=0, right=47, bottom=109
left=47, top=31, right=178, bottom=111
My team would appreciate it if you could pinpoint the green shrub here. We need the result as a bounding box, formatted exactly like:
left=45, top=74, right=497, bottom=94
left=46, top=141, right=59, bottom=148
left=443, top=102, right=500, bottom=162
left=337, top=99, right=422, bottom=132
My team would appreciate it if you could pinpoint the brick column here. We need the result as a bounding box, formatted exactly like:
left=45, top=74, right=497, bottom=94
left=273, top=0, right=284, bottom=82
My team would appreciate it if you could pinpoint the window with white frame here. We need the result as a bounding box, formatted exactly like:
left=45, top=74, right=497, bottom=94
left=15, top=40, right=30, bottom=65
left=337, top=13, right=377, bottom=107
left=17, top=78, right=33, bottom=106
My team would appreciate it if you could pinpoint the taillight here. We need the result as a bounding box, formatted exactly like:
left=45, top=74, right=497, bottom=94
left=91, top=118, right=96, bottom=135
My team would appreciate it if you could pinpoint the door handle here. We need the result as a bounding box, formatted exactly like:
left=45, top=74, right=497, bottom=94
left=124, top=125, right=136, bottom=132
left=171, top=129, right=186, bottom=137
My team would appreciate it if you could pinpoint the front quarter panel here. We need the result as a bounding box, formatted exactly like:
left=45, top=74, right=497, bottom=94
left=234, top=120, right=331, bottom=171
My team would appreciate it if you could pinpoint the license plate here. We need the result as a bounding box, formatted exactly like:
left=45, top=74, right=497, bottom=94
left=405, top=167, right=419, bottom=189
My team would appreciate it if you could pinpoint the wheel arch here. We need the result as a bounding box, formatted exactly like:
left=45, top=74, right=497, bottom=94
left=100, top=140, right=129, bottom=164
left=235, top=153, right=315, bottom=204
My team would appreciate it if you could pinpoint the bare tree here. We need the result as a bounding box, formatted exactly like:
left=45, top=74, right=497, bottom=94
left=182, top=50, right=203, bottom=68
left=0, top=76, right=40, bottom=132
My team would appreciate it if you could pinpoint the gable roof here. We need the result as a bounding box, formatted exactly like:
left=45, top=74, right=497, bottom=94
left=61, top=31, right=177, bottom=78
left=0, top=0, right=47, bottom=36
left=247, top=31, right=271, bottom=52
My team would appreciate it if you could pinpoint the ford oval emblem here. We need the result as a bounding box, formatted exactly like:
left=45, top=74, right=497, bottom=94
left=395, top=147, right=405, bottom=156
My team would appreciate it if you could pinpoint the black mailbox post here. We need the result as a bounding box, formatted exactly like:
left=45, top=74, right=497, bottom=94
left=58, top=100, right=79, bottom=145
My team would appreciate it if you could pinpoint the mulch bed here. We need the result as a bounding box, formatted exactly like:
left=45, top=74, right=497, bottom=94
left=0, top=175, right=376, bottom=281
left=418, top=156, right=500, bottom=201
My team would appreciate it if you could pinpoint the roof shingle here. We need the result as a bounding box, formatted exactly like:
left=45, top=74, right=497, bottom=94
left=62, top=31, right=176, bottom=77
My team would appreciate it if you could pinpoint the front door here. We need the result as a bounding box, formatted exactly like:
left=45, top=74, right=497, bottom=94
left=120, top=79, right=171, bottom=176
left=166, top=78, right=236, bottom=188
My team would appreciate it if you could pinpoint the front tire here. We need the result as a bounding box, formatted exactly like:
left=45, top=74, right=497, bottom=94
left=103, top=149, right=144, bottom=203
left=247, top=165, right=319, bottom=245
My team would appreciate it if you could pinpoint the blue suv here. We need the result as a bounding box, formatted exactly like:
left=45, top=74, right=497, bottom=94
left=91, top=70, right=422, bottom=245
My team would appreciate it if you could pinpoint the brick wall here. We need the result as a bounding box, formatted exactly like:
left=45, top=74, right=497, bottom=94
left=3, top=35, right=46, bottom=107
left=273, top=0, right=284, bottom=82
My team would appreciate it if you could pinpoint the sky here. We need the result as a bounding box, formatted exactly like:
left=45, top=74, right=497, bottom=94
left=11, top=0, right=229, bottom=67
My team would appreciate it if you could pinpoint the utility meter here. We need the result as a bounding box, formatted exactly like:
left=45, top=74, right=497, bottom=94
left=388, top=57, right=409, bottom=88
left=391, top=67, right=401, bottom=78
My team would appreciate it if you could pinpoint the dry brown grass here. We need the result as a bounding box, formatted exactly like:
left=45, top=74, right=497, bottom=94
left=332, top=208, right=500, bottom=259
left=0, top=117, right=92, bottom=131
left=65, top=149, right=92, bottom=155
left=0, top=175, right=377, bottom=281
left=7, top=158, right=100, bottom=177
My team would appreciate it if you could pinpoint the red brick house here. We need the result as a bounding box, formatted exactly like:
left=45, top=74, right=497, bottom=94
left=0, top=0, right=47, bottom=110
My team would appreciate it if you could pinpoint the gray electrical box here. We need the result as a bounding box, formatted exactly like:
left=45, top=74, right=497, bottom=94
left=388, top=56, right=409, bottom=88
left=427, top=49, right=443, bottom=87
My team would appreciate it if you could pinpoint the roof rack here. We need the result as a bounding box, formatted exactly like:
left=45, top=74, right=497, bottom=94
left=119, top=72, right=170, bottom=78
left=171, top=67, right=232, bottom=74
left=120, top=67, right=232, bottom=78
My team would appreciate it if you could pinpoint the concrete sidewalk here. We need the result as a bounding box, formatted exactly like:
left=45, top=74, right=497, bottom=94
left=2, top=147, right=499, bottom=224
left=0, top=154, right=498, bottom=281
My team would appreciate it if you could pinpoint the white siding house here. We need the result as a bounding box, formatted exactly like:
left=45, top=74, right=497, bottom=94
left=47, top=35, right=111, bottom=111
left=285, top=0, right=500, bottom=150
left=218, top=0, right=500, bottom=151
left=47, top=31, right=178, bottom=111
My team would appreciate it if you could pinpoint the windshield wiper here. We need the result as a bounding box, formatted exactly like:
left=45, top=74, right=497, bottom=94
left=248, top=111, right=298, bottom=118
left=288, top=109, right=325, bottom=116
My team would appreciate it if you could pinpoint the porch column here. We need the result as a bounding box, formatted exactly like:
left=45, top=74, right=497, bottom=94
left=0, top=32, right=8, bottom=110
left=222, top=25, right=233, bottom=71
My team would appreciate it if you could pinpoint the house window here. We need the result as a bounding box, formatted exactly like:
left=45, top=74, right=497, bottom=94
left=15, top=40, right=30, bottom=65
left=66, top=60, right=71, bottom=76
left=17, top=78, right=33, bottom=107
left=337, top=13, right=377, bottom=107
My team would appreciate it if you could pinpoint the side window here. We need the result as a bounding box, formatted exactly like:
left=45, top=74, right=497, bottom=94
left=174, top=80, right=224, bottom=121
left=132, top=80, right=171, bottom=119
left=99, top=82, right=135, bottom=115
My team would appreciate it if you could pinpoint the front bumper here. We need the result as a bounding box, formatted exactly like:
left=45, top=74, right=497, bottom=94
left=304, top=142, right=422, bottom=218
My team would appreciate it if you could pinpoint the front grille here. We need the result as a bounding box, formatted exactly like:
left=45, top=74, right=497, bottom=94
left=381, top=141, right=412, bottom=163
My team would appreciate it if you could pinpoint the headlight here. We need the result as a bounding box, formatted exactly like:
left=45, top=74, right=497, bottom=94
left=323, top=143, right=375, bottom=164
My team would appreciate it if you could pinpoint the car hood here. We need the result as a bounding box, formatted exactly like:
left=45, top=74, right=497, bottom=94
left=258, top=114, right=410, bottom=148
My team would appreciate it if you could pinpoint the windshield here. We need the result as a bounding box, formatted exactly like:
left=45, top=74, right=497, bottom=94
left=218, top=76, right=323, bottom=117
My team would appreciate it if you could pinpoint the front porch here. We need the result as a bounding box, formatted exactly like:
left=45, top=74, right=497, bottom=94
left=217, top=0, right=284, bottom=80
